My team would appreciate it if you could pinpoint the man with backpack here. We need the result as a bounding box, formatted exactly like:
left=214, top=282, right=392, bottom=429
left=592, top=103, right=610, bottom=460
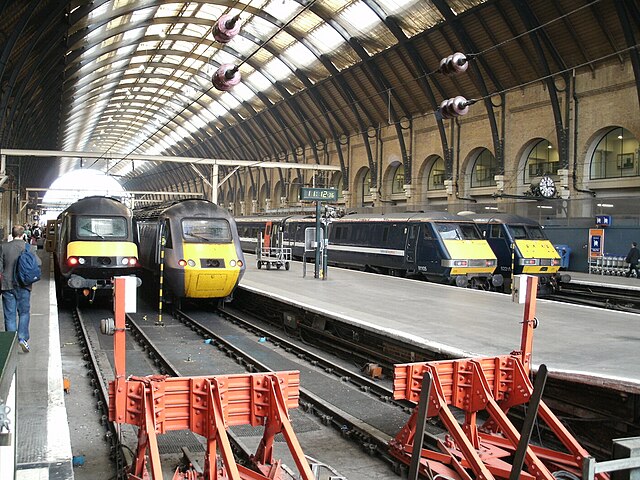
left=0, top=225, right=42, bottom=352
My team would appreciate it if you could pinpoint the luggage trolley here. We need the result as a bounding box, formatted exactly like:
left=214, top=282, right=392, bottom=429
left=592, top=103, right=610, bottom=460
left=256, top=231, right=292, bottom=270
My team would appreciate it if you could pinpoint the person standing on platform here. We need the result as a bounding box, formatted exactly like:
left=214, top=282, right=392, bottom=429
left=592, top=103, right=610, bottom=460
left=0, top=225, right=40, bottom=352
left=625, top=241, right=640, bottom=278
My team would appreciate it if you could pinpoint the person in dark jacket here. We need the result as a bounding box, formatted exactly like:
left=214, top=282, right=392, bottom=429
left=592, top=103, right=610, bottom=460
left=625, top=241, right=640, bottom=278
left=0, top=225, right=40, bottom=352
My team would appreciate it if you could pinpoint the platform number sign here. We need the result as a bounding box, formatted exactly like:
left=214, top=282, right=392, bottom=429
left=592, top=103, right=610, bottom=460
left=589, top=228, right=605, bottom=258
left=300, top=187, right=338, bottom=202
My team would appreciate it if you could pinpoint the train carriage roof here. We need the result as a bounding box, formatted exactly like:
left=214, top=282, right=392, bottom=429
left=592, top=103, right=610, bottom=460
left=134, top=199, right=233, bottom=221
left=462, top=213, right=541, bottom=226
left=59, top=196, right=131, bottom=217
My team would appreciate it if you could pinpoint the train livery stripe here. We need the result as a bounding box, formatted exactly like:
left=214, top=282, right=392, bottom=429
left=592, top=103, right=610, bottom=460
left=67, top=241, right=138, bottom=257
left=239, top=236, right=405, bottom=257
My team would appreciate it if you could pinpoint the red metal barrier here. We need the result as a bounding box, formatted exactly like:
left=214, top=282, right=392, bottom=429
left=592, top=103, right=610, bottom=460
left=107, top=277, right=314, bottom=480
left=389, top=276, right=607, bottom=480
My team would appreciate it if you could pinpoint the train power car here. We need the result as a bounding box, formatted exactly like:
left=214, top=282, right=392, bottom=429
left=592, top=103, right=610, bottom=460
left=465, top=213, right=570, bottom=293
left=50, top=196, right=140, bottom=302
left=135, top=199, right=245, bottom=307
left=236, top=212, right=503, bottom=289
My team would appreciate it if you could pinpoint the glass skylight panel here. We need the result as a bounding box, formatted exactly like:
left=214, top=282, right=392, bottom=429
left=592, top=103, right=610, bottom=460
left=131, top=6, right=155, bottom=23
left=123, top=27, right=146, bottom=42
left=116, top=45, right=137, bottom=57
left=89, top=2, right=109, bottom=20
left=233, top=83, right=256, bottom=102
left=246, top=71, right=272, bottom=92
left=183, top=23, right=209, bottom=37
left=263, top=0, right=301, bottom=22
left=283, top=42, right=316, bottom=68
left=218, top=93, right=241, bottom=110
left=173, top=41, right=196, bottom=53
left=164, top=55, right=183, bottom=65
left=264, top=57, right=292, bottom=82
left=196, top=3, right=224, bottom=20
left=243, top=16, right=279, bottom=40
left=187, top=115, right=207, bottom=131
left=208, top=102, right=227, bottom=118
left=308, top=24, right=345, bottom=54
left=228, top=35, right=255, bottom=56
left=211, top=50, right=237, bottom=66
left=156, top=4, right=182, bottom=17
left=339, top=1, right=380, bottom=33
left=192, top=43, right=213, bottom=57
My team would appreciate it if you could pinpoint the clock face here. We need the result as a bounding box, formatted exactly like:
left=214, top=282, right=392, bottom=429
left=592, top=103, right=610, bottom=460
left=539, top=175, right=556, bottom=198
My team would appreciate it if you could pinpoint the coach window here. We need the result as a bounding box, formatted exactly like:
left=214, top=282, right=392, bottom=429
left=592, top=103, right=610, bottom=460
left=428, top=157, right=445, bottom=190
left=590, top=127, right=639, bottom=179
left=524, top=139, right=559, bottom=185
left=471, top=149, right=497, bottom=188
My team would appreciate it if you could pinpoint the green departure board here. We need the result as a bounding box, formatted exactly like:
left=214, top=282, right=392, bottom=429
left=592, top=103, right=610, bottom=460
left=300, top=187, right=338, bottom=202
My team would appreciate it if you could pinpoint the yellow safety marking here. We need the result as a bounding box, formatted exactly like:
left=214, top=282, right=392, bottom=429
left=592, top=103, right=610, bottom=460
left=515, top=240, right=561, bottom=273
left=442, top=239, right=496, bottom=260
left=67, top=241, right=137, bottom=257
left=181, top=243, right=242, bottom=298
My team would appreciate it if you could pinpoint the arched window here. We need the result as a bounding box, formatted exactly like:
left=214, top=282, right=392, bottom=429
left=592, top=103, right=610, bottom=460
left=590, top=127, right=639, bottom=179
left=361, top=169, right=372, bottom=205
left=428, top=157, right=445, bottom=190
left=389, top=163, right=405, bottom=194
left=471, top=149, right=497, bottom=188
left=524, top=139, right=559, bottom=185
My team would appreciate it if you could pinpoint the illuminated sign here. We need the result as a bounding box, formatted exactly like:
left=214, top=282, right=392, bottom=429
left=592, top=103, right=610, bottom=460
left=299, top=187, right=338, bottom=202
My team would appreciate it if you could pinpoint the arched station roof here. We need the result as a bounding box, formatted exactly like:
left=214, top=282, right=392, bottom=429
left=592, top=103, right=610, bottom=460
left=0, top=0, right=638, bottom=192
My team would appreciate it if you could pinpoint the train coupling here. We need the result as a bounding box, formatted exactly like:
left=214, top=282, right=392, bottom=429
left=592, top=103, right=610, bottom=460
left=559, top=273, right=571, bottom=283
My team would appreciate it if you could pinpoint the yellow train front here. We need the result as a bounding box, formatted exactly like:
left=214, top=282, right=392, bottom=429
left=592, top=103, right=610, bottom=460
left=468, top=213, right=570, bottom=293
left=50, top=196, right=140, bottom=302
left=136, top=199, right=245, bottom=307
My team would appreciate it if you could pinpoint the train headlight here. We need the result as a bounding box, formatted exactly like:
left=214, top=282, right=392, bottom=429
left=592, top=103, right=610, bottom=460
left=237, top=260, right=243, bottom=267
left=68, top=257, right=79, bottom=266
left=485, top=259, right=496, bottom=267
left=187, top=259, right=196, bottom=267
left=128, top=257, right=138, bottom=266
left=121, top=258, right=129, bottom=265
left=552, top=258, right=560, bottom=266
left=229, top=260, right=236, bottom=267
left=78, top=257, right=86, bottom=265
left=178, top=259, right=187, bottom=267
left=523, top=259, right=539, bottom=265
left=454, top=260, right=468, bottom=267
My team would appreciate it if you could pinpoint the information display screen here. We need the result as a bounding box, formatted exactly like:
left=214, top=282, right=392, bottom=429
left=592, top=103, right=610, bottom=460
left=299, top=187, right=338, bottom=202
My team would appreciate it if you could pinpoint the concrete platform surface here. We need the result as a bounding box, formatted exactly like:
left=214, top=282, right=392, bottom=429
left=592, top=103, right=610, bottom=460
left=239, top=255, right=640, bottom=391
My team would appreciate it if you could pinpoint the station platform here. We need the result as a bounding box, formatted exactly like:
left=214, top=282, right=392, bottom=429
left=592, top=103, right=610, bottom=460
left=568, top=270, right=640, bottom=291
left=239, top=255, right=640, bottom=392
left=0, top=250, right=73, bottom=479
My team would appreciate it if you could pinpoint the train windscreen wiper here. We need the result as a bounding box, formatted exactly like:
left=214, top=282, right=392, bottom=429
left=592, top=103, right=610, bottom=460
left=81, top=226, right=104, bottom=239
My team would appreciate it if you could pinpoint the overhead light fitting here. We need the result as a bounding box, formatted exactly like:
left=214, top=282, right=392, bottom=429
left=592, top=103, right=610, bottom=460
left=484, top=206, right=498, bottom=210
left=617, top=135, right=623, bottom=139
left=537, top=205, right=553, bottom=209
left=597, top=203, right=614, bottom=208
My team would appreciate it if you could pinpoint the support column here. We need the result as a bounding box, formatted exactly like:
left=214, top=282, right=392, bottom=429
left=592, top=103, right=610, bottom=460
left=210, top=164, right=219, bottom=204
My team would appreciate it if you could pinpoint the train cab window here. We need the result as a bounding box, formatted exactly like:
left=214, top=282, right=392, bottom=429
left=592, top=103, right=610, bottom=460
left=507, top=225, right=527, bottom=239
left=77, top=216, right=127, bottom=239
left=423, top=224, right=435, bottom=240
left=489, top=224, right=503, bottom=238
left=526, top=226, right=546, bottom=239
left=435, top=222, right=482, bottom=240
left=182, top=219, right=232, bottom=243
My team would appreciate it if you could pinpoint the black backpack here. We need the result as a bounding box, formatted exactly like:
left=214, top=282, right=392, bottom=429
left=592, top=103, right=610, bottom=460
left=15, top=243, right=41, bottom=286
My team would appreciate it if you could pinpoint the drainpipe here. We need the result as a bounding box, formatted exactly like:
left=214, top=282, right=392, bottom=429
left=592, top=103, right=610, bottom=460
left=572, top=70, right=596, bottom=197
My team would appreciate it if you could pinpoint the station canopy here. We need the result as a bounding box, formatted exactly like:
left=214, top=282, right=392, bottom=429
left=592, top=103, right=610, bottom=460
left=0, top=0, right=634, bottom=191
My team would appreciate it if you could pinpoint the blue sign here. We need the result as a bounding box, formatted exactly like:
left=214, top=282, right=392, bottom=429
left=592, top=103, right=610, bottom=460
left=595, top=215, right=612, bottom=227
left=590, top=235, right=602, bottom=253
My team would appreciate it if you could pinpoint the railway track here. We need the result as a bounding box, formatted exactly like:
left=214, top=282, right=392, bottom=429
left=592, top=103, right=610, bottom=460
left=549, top=282, right=640, bottom=312
left=69, top=290, right=639, bottom=478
